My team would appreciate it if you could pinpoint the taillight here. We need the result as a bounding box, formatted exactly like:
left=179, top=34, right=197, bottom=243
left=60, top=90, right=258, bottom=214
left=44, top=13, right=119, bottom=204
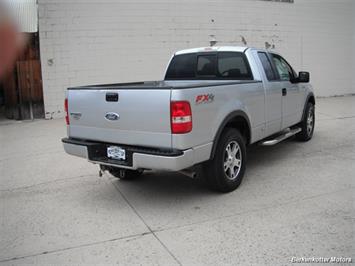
left=64, top=98, right=69, bottom=125
left=171, top=101, right=192, bottom=134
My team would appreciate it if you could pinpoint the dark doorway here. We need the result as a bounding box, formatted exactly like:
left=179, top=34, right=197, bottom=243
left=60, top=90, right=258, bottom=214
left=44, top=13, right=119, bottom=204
left=0, top=32, right=44, bottom=120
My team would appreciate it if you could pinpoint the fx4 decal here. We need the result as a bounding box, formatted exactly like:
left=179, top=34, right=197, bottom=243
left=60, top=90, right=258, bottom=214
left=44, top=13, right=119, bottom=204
left=195, top=94, right=214, bottom=104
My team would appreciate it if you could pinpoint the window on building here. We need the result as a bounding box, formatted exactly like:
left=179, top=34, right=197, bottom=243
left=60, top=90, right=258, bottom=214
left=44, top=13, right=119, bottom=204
left=260, top=0, right=294, bottom=3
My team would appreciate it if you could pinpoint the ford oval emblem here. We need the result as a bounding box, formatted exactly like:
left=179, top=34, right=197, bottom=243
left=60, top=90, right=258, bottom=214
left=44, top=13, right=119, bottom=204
left=105, top=112, right=120, bottom=121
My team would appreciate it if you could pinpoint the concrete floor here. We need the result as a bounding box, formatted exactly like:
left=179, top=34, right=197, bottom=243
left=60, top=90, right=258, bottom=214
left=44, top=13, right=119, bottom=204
left=0, top=96, right=354, bottom=265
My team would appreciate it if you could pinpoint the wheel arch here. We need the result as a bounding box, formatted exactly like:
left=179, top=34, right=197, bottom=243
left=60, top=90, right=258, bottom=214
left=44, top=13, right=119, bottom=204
left=301, top=92, right=315, bottom=121
left=210, top=110, right=251, bottom=160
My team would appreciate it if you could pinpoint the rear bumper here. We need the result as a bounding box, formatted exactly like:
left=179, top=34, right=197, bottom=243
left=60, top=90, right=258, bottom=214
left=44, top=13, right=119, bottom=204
left=62, top=138, right=201, bottom=171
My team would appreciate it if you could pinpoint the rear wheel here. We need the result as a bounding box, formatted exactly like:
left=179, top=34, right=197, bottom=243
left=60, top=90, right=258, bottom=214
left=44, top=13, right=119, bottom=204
left=296, top=102, right=315, bottom=141
left=103, top=166, right=143, bottom=180
left=203, top=128, right=246, bottom=193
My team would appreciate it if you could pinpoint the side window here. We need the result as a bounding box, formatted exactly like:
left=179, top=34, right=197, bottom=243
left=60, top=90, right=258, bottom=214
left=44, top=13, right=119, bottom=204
left=217, top=52, right=253, bottom=80
left=257, top=52, right=276, bottom=80
left=197, top=54, right=216, bottom=77
left=271, top=54, right=295, bottom=81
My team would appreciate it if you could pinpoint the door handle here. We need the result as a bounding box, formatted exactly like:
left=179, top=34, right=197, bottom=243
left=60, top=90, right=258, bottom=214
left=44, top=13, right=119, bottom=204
left=282, top=88, right=287, bottom=96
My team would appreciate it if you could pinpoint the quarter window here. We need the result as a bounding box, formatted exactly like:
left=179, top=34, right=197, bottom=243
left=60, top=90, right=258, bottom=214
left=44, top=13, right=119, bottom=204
left=257, top=52, right=277, bottom=80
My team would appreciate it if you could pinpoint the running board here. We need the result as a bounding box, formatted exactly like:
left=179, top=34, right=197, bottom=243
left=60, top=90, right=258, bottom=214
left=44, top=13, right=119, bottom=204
left=260, top=128, right=301, bottom=146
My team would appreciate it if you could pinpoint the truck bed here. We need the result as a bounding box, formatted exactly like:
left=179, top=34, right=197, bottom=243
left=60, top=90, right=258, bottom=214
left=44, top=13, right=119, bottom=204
left=68, top=80, right=261, bottom=90
left=66, top=79, right=262, bottom=150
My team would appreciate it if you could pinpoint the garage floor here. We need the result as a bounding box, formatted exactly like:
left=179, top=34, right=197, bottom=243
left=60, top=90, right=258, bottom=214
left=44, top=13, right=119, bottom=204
left=0, top=96, right=354, bottom=265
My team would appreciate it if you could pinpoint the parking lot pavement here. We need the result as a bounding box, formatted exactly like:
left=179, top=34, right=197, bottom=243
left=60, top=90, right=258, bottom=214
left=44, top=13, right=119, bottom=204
left=0, top=96, right=354, bottom=265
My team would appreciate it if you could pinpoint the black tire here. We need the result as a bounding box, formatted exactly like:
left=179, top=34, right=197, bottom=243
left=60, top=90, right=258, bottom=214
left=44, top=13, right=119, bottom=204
left=203, top=128, right=246, bottom=193
left=107, top=166, right=143, bottom=180
left=296, top=102, right=315, bottom=141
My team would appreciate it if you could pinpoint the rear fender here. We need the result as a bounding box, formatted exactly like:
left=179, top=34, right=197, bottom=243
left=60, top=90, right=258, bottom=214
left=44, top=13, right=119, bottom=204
left=210, top=110, right=251, bottom=160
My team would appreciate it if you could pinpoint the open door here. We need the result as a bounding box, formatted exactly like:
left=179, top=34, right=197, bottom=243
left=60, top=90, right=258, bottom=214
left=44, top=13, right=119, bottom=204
left=1, top=33, right=44, bottom=120
left=17, top=59, right=44, bottom=119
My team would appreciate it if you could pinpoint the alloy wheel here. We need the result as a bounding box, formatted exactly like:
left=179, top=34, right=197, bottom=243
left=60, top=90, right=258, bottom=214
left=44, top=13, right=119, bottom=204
left=223, top=141, right=242, bottom=180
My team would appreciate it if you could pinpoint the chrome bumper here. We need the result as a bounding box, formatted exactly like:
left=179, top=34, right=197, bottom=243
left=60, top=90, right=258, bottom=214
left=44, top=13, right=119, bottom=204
left=62, top=138, right=204, bottom=171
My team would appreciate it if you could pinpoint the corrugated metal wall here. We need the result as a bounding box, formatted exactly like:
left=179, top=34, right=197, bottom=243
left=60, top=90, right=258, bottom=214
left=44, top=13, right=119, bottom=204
left=4, top=0, right=38, bottom=33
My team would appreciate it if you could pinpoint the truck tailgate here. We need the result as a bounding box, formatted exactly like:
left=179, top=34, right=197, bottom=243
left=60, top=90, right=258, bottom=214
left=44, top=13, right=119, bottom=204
left=67, top=89, right=172, bottom=148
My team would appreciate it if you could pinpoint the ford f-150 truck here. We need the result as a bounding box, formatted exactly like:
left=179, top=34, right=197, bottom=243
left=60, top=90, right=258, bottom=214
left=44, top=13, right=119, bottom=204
left=62, top=46, right=315, bottom=192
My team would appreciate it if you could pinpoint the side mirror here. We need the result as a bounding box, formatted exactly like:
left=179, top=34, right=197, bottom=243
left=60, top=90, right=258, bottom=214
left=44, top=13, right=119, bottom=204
left=298, top=71, right=310, bottom=83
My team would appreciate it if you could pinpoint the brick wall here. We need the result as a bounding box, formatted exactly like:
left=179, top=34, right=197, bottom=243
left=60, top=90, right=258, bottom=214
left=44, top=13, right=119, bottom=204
left=38, top=0, right=354, bottom=118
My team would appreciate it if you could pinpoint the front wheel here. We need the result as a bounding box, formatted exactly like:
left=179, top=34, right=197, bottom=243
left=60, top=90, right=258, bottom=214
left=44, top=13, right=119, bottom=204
left=296, top=102, right=315, bottom=141
left=203, top=128, right=246, bottom=193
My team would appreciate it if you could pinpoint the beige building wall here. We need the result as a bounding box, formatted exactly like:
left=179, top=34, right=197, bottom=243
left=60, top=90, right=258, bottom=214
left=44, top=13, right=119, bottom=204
left=38, top=0, right=354, bottom=118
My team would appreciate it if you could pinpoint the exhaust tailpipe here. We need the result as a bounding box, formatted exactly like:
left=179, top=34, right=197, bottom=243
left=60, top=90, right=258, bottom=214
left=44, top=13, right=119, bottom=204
left=179, top=169, right=197, bottom=179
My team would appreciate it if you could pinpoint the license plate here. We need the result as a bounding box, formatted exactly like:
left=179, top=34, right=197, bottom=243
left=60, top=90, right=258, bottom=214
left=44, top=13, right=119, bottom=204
left=107, top=146, right=126, bottom=160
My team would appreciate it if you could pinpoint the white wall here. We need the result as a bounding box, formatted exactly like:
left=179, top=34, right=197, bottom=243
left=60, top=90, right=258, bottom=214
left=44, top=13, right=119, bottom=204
left=352, top=1, right=355, bottom=93
left=38, top=0, right=354, bottom=118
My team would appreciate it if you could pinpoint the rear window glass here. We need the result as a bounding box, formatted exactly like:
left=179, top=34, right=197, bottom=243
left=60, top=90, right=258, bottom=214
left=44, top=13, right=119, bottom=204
left=165, top=52, right=253, bottom=80
left=197, top=55, right=216, bottom=77
left=165, top=53, right=196, bottom=79
left=218, top=52, right=251, bottom=79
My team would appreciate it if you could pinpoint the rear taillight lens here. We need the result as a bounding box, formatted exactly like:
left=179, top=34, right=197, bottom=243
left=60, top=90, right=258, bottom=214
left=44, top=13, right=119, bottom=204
left=171, top=101, right=192, bottom=134
left=64, top=98, right=69, bottom=125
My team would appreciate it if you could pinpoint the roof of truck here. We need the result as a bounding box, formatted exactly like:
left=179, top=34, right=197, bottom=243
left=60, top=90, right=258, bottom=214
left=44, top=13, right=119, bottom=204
left=175, top=46, right=248, bottom=55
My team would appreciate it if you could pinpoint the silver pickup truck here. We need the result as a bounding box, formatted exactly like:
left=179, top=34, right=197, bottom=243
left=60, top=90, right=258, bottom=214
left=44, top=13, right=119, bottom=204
left=62, top=46, right=315, bottom=192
